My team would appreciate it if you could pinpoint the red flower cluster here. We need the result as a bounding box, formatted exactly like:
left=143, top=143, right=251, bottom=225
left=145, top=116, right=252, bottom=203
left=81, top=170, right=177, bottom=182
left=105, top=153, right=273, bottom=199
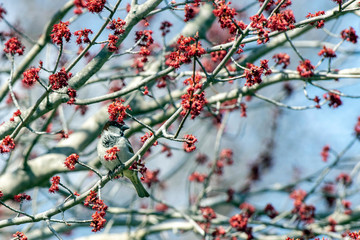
left=104, top=146, right=119, bottom=161
left=3, top=37, right=25, bottom=55
left=183, top=134, right=197, bottom=152
left=0, top=5, right=7, bottom=20
left=0, top=135, right=15, bottom=153
left=332, top=0, right=342, bottom=4
left=107, top=99, right=131, bottom=124
left=51, top=21, right=71, bottom=45
left=64, top=153, right=79, bottom=170
left=267, top=10, right=295, bottom=32
left=210, top=50, right=227, bottom=63
left=348, top=230, right=360, bottom=239
left=74, top=28, right=93, bottom=44
left=160, top=21, right=172, bottom=36
left=129, top=158, right=147, bottom=180
left=306, top=11, right=325, bottom=28
left=212, top=148, right=234, bottom=175
left=184, top=4, right=199, bottom=22
left=108, top=18, right=126, bottom=35
left=336, top=173, right=352, bottom=186
left=200, top=207, right=217, bottom=221
left=321, top=145, right=330, bottom=162
left=181, top=74, right=207, bottom=119
left=229, top=213, right=248, bottom=231
left=289, top=189, right=316, bottom=224
left=0, top=190, right=3, bottom=198
left=84, top=190, right=108, bottom=232
left=212, top=1, right=247, bottom=35
left=67, top=87, right=77, bottom=104
left=323, top=91, right=342, bottom=108
left=10, top=109, right=21, bottom=122
left=188, top=171, right=207, bottom=183
left=212, top=226, right=226, bottom=239
left=165, top=35, right=206, bottom=68
left=342, top=199, right=352, bottom=215
left=258, top=0, right=292, bottom=11
left=135, top=30, right=154, bottom=47
left=49, top=176, right=60, bottom=193
left=341, top=27, right=358, bottom=44
left=143, top=169, right=160, bottom=187
left=318, top=46, right=336, bottom=58
left=264, top=203, right=278, bottom=218
left=250, top=14, right=269, bottom=44
left=14, top=193, right=31, bottom=202
left=22, top=67, right=40, bottom=87
left=297, top=59, right=314, bottom=78
left=140, top=132, right=158, bottom=146
left=86, top=0, right=106, bottom=13
left=239, top=202, right=255, bottom=217
left=12, top=231, right=27, bottom=240
left=49, top=67, right=72, bottom=90
left=244, top=60, right=271, bottom=87
left=240, top=103, right=247, bottom=117
left=354, top=116, right=360, bottom=135
left=107, top=34, right=119, bottom=52
left=74, top=0, right=86, bottom=14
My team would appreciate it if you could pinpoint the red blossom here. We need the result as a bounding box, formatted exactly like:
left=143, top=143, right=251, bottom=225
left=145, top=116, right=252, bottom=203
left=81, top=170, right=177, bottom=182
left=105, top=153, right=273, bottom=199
left=0, top=5, right=7, bottom=20
left=306, top=11, right=325, bottom=28
left=266, top=10, right=295, bottom=32
left=104, top=146, right=119, bottom=161
left=332, top=0, right=342, bottom=4
left=141, top=132, right=158, bottom=146
left=90, top=211, right=106, bottom=232
left=51, top=21, right=71, bottom=45
left=189, top=171, right=207, bottom=183
left=328, top=217, right=337, bottom=232
left=3, top=37, right=25, bottom=55
left=290, top=189, right=307, bottom=202
left=74, top=0, right=86, bottom=14
left=264, top=203, right=278, bottom=218
left=14, top=193, right=31, bottom=202
left=86, top=0, right=106, bottom=13
left=219, top=148, right=234, bottom=165
left=160, top=21, right=172, bottom=36
left=66, top=87, right=77, bottom=104
left=200, top=207, right=217, bottom=221
left=10, top=109, right=21, bottom=122
left=323, top=91, right=342, bottom=108
left=155, top=203, right=168, bottom=212
left=342, top=199, right=352, bottom=215
left=183, top=134, right=197, bottom=152
left=107, top=34, right=119, bottom=52
left=143, top=169, right=160, bottom=187
left=213, top=1, right=246, bottom=35
left=22, top=67, right=40, bottom=87
left=229, top=213, right=248, bottom=231
left=49, top=176, right=60, bottom=193
left=181, top=74, right=207, bottom=119
left=354, top=116, right=360, bottom=136
left=321, top=145, right=330, bottom=162
left=107, top=99, right=131, bottom=124
left=12, top=231, right=27, bottom=240
left=184, top=4, right=199, bottom=22
left=196, top=153, right=208, bottom=164
left=212, top=226, right=226, bottom=238
left=318, top=46, right=336, bottom=58
left=108, top=18, right=126, bottom=35
left=240, top=102, right=247, bottom=117
left=336, top=173, right=352, bottom=186
left=239, top=202, right=255, bottom=217
left=341, top=27, right=358, bottom=44
left=84, top=190, right=108, bottom=231
left=0, top=190, right=3, bottom=198
left=0, top=135, right=15, bottom=153
left=210, top=50, right=227, bottom=62
left=292, top=202, right=316, bottom=224
left=244, top=63, right=263, bottom=86
left=64, top=153, right=79, bottom=170
left=297, top=59, right=314, bottom=78
left=74, top=28, right=93, bottom=44
left=165, top=35, right=206, bottom=68
left=49, top=67, right=72, bottom=90
left=135, top=30, right=154, bottom=47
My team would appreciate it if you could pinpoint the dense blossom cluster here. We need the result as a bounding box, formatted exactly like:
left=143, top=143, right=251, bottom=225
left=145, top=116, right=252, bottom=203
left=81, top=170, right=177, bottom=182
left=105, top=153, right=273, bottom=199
left=184, top=4, right=199, bottom=22
left=12, top=232, right=27, bottom=240
left=0, top=135, right=15, bottom=153
left=306, top=11, right=325, bottom=28
left=51, top=21, right=71, bottom=45
left=49, top=67, right=72, bottom=90
left=290, top=189, right=316, bottom=224
left=107, top=34, right=119, bottom=52
left=264, top=203, right=278, bottom=218
left=22, top=67, right=40, bottom=87
left=143, top=169, right=160, bottom=187
left=67, top=87, right=77, bottom=104
left=84, top=190, right=108, bottom=232
left=107, top=99, right=131, bottom=124
left=244, top=59, right=272, bottom=86
left=213, top=148, right=234, bottom=175
left=10, top=109, right=21, bottom=121
left=74, top=28, right=93, bottom=44
left=321, top=145, right=330, bottom=162
left=297, top=59, right=314, bottom=78
left=0, top=5, right=6, bottom=20
left=189, top=171, right=207, bottom=183
left=318, top=45, right=336, bottom=58
left=159, top=21, right=172, bottom=36
left=273, top=53, right=290, bottom=69
left=108, top=18, right=126, bottom=35
left=104, top=146, right=119, bottom=161
left=3, top=37, right=25, bottom=55
left=341, top=27, right=358, bottom=44
left=212, top=1, right=247, bottom=35
left=140, top=132, right=158, bottom=146
left=181, top=74, right=207, bottom=119
left=323, top=91, right=342, bottom=108
left=49, top=176, right=60, bottom=193
left=166, top=35, right=206, bottom=68
left=64, top=153, right=79, bottom=170
left=183, top=134, right=197, bottom=152
left=86, top=0, right=106, bottom=13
